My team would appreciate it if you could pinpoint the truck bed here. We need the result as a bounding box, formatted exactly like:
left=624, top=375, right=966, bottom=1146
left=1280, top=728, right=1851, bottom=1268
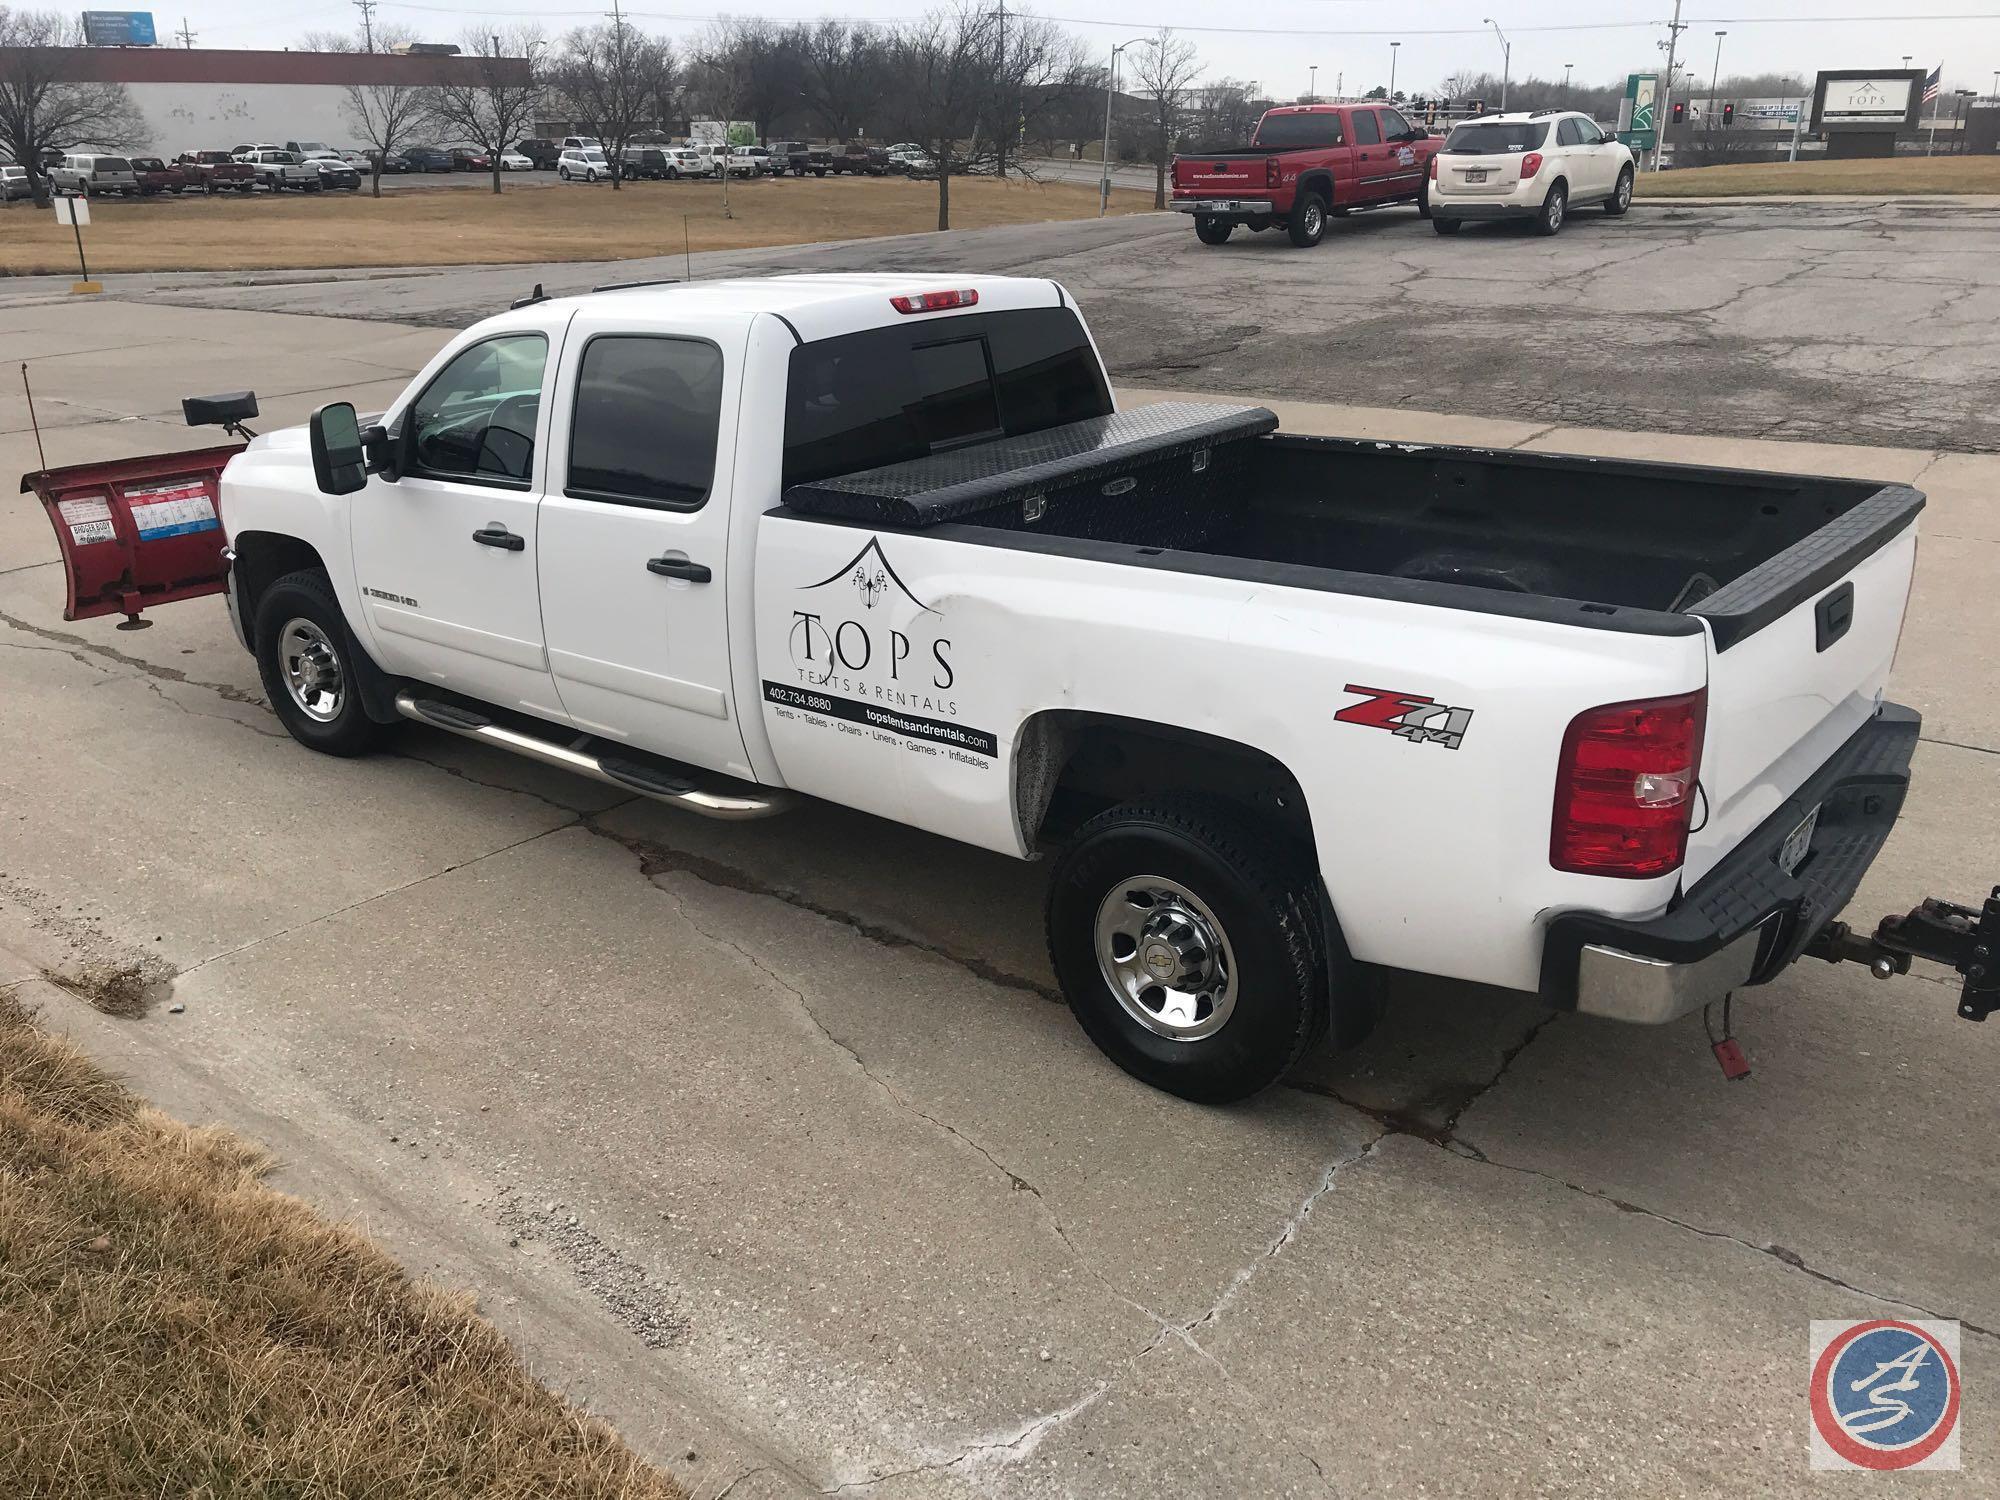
left=779, top=403, right=1923, bottom=646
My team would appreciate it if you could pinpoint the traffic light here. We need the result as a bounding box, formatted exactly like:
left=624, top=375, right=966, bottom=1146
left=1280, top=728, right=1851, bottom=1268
left=1722, top=101, right=1735, bottom=126
left=1671, top=100, right=1686, bottom=125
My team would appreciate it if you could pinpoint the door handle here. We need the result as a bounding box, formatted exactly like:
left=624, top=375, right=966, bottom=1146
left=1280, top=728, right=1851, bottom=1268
left=472, top=524, right=525, bottom=551
left=647, top=555, right=712, bottom=583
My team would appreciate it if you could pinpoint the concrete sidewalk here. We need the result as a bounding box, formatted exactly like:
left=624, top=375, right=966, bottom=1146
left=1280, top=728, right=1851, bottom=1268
left=3, top=299, right=1996, bottom=1497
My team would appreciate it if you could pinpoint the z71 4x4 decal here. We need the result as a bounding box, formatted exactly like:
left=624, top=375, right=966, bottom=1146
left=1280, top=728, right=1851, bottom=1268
left=1335, top=683, right=1474, bottom=750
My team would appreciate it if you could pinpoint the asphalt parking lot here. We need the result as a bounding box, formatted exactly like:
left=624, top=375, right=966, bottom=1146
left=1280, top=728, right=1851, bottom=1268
left=3, top=201, right=1997, bottom=1496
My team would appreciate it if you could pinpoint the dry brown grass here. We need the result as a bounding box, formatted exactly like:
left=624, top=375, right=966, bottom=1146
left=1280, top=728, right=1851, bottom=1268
left=0, top=174, right=1155, bottom=276
left=1635, top=154, right=2000, bottom=198
left=0, top=988, right=686, bottom=1499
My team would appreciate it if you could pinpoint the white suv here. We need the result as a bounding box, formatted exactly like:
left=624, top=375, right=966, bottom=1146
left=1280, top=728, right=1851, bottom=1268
left=557, top=147, right=610, bottom=182
left=1429, top=110, right=1633, bottom=237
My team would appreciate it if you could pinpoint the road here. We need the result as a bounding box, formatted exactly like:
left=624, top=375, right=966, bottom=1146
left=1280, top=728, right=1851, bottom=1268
left=8, top=197, right=1996, bottom=451
left=2, top=202, right=1997, bottom=1496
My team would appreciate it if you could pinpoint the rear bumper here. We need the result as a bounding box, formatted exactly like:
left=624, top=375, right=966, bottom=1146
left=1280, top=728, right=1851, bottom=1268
left=1431, top=198, right=1536, bottom=220
left=1545, top=702, right=1921, bottom=1023
left=1173, top=198, right=1277, bottom=217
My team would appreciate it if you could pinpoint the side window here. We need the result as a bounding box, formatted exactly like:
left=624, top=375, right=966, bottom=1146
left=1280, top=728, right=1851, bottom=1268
left=1577, top=118, right=1605, bottom=145
left=1556, top=118, right=1582, bottom=147
left=1352, top=110, right=1382, bottom=146
left=567, top=336, right=725, bottom=509
left=408, top=334, right=548, bottom=486
left=1380, top=108, right=1412, bottom=139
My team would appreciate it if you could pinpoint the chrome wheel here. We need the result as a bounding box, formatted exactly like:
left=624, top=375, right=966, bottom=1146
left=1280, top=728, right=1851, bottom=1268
left=1094, top=876, right=1238, bottom=1041
left=278, top=617, right=344, bottom=723
left=1303, top=203, right=1323, bottom=237
left=1614, top=171, right=1632, bottom=210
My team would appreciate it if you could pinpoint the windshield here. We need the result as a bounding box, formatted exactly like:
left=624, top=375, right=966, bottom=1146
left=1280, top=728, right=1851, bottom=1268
left=1253, top=111, right=1344, bottom=148
left=1444, top=121, right=1549, bottom=154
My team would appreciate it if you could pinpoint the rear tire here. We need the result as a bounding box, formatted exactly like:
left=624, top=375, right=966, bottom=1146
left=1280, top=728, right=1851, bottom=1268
left=253, top=569, right=391, bottom=758
left=1286, top=191, right=1328, bottom=247
left=1046, top=797, right=1344, bottom=1103
left=1194, top=214, right=1233, bottom=245
left=1604, top=165, right=1634, bottom=217
left=1432, top=215, right=1462, bottom=235
left=1534, top=181, right=1567, bottom=236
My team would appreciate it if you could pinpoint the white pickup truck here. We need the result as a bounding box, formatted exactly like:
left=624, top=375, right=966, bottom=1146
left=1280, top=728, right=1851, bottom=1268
left=27, top=273, right=1999, bottom=1101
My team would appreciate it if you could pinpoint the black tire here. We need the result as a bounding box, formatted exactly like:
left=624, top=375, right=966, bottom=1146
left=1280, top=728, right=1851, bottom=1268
left=1193, top=214, right=1233, bottom=245
left=1534, top=180, right=1567, bottom=236
left=1046, top=797, right=1342, bottom=1103
left=253, top=569, right=391, bottom=757
left=1432, top=215, right=1462, bottom=236
left=1417, top=174, right=1433, bottom=220
left=1286, top=191, right=1329, bottom=247
left=1604, top=164, right=1634, bottom=217
left=559, top=166, right=571, bottom=180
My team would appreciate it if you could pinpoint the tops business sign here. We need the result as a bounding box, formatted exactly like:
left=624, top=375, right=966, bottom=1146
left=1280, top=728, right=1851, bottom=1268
left=1811, top=71, right=1923, bottom=133
left=81, top=10, right=157, bottom=45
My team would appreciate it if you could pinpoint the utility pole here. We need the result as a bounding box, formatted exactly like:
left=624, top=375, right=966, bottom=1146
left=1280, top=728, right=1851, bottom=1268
left=990, top=0, right=1009, bottom=177
left=1655, top=0, right=1686, bottom=171
left=1389, top=41, right=1399, bottom=101
left=175, top=16, right=196, bottom=48
left=353, top=0, right=376, bottom=53
left=1308, top=65, right=1317, bottom=103
left=1564, top=62, right=1573, bottom=99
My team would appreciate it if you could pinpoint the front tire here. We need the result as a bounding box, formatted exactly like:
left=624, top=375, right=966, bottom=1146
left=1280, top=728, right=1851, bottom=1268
left=1194, top=214, right=1233, bottom=246
left=1604, top=165, right=1634, bottom=217
left=559, top=166, right=571, bottom=180
left=253, top=570, right=391, bottom=757
left=1286, top=191, right=1328, bottom=247
left=1047, top=798, right=1336, bottom=1103
left=1534, top=181, right=1567, bottom=236
left=1417, top=175, right=1433, bottom=219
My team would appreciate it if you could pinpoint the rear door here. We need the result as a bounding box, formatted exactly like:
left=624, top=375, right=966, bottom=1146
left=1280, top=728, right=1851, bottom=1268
left=535, top=306, right=752, bottom=780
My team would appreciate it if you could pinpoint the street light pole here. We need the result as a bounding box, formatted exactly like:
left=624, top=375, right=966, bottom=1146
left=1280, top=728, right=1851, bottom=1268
left=1389, top=41, right=1400, bottom=101
left=1309, top=65, right=1318, bottom=103
left=1708, top=31, right=1726, bottom=138
left=1482, top=19, right=1511, bottom=110
left=1099, top=37, right=1145, bottom=216
left=1564, top=62, right=1573, bottom=100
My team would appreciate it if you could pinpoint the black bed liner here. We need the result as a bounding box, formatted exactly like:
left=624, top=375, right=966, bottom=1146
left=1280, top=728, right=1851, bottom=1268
left=779, top=402, right=1276, bottom=527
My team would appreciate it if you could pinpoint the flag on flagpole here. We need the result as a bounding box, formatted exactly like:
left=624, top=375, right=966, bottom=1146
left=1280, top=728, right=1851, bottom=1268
left=1922, top=65, right=1942, bottom=105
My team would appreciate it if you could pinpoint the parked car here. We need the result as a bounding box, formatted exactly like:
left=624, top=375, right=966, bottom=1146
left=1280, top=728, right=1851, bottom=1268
left=298, top=150, right=362, bottom=191
left=230, top=143, right=281, bottom=161
left=664, top=148, right=705, bottom=179
left=561, top=135, right=602, bottom=152
left=805, top=145, right=835, bottom=177
left=557, top=147, right=611, bottom=182
left=47, top=153, right=139, bottom=197
left=697, top=145, right=754, bottom=177
left=618, top=147, right=669, bottom=180
left=337, top=149, right=371, bottom=169
left=1428, top=110, right=1634, bottom=237
left=127, top=155, right=189, bottom=195
left=886, top=146, right=930, bottom=175
left=768, top=141, right=811, bottom=176
left=449, top=148, right=492, bottom=173
left=93, top=275, right=1983, bottom=1105
left=282, top=139, right=336, bottom=159
left=732, top=145, right=773, bottom=175
left=1, top=164, right=32, bottom=202
left=369, top=149, right=413, bottom=174
left=398, top=146, right=455, bottom=173
left=511, top=138, right=562, bottom=170
left=240, top=148, right=321, bottom=192
left=1170, top=102, right=1441, bottom=247
left=831, top=142, right=889, bottom=175
left=499, top=149, right=534, bottom=171
left=176, top=150, right=257, bottom=193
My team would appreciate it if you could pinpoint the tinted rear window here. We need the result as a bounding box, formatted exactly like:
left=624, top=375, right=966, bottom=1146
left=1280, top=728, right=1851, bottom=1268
left=783, top=307, right=1111, bottom=488
left=94, top=158, right=132, bottom=172
left=568, top=336, right=724, bottom=509
left=1253, top=112, right=1344, bottom=148
left=1444, top=122, right=1548, bottom=153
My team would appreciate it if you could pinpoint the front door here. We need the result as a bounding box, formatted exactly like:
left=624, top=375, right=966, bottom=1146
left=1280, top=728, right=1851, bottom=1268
left=536, top=319, right=751, bottom=779
left=348, top=327, right=569, bottom=722
left=1375, top=107, right=1427, bottom=199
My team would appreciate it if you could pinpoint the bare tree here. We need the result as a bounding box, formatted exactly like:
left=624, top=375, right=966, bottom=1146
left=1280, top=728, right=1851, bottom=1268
left=1127, top=28, right=1202, bottom=209
left=556, top=18, right=672, bottom=190
left=299, top=22, right=435, bottom=195
left=726, top=18, right=804, bottom=144
left=796, top=19, right=884, bottom=142
left=427, top=27, right=546, bottom=194
left=984, top=9, right=1089, bottom=177
left=686, top=18, right=758, bottom=217
left=882, top=2, right=997, bottom=232
left=0, top=9, right=149, bottom=206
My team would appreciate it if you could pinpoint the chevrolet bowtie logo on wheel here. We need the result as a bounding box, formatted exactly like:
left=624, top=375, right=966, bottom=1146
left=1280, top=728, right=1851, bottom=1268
left=1334, top=684, right=1475, bottom=750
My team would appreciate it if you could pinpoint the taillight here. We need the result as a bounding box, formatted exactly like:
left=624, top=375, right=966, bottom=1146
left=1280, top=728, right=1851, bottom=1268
left=889, top=289, right=978, bottom=314
left=1428, top=155, right=1438, bottom=180
left=1551, top=690, right=1707, bottom=878
left=1519, top=151, right=1543, bottom=178
left=1266, top=156, right=1280, bottom=187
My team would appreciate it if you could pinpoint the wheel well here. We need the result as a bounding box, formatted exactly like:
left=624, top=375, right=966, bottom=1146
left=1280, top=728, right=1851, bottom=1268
left=1016, top=711, right=1316, bottom=857
left=1295, top=171, right=1333, bottom=205
left=231, top=531, right=327, bottom=651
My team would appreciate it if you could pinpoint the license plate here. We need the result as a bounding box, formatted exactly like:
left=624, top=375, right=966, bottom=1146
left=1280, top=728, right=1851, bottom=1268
left=1464, top=169, right=1489, bottom=182
left=1777, top=805, right=1820, bottom=877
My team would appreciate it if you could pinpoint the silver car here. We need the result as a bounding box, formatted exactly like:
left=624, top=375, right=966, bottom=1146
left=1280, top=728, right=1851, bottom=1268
left=1, top=164, right=33, bottom=202
left=48, top=152, right=138, bottom=197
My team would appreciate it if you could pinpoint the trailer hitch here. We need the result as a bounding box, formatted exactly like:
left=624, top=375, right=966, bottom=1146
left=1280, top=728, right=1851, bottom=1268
left=1808, top=886, right=2000, bottom=1021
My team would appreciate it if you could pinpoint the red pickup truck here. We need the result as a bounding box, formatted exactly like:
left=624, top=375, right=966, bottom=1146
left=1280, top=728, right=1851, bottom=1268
left=175, top=150, right=257, bottom=194
left=1171, top=103, right=1441, bottom=248
left=128, top=156, right=189, bottom=195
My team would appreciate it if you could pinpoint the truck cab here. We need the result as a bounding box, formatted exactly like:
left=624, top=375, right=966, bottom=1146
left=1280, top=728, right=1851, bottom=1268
left=1171, top=102, right=1441, bottom=247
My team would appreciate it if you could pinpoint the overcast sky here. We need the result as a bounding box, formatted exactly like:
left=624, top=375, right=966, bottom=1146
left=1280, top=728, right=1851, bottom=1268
left=178, top=0, right=2000, bottom=97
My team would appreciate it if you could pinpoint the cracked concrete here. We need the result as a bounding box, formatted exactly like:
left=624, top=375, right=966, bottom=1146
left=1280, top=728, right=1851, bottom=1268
left=5, top=241, right=2000, bottom=1495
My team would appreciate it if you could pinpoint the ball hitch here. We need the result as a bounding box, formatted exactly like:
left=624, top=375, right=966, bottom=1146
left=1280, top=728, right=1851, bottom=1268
left=1808, top=886, right=2000, bottom=1021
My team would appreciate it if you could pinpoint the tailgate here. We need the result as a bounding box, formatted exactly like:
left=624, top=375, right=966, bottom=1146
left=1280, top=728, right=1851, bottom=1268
left=1437, top=152, right=1526, bottom=194
left=1174, top=155, right=1268, bottom=194
left=1682, top=487, right=1923, bottom=884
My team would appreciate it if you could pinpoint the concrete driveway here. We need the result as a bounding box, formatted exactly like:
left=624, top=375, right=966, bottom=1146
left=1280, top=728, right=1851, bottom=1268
left=3, top=242, right=1997, bottom=1496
